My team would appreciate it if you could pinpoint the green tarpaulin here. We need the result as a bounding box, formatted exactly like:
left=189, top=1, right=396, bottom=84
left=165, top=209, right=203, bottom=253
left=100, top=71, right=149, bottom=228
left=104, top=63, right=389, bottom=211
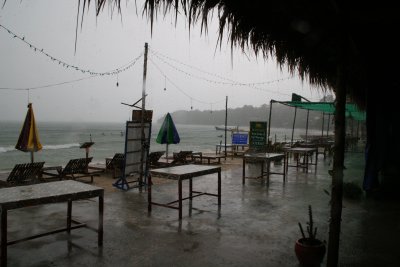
left=275, top=101, right=366, bottom=121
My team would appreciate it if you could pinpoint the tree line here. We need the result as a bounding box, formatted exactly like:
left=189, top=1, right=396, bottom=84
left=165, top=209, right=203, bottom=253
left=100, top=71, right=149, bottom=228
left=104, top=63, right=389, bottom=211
left=158, top=104, right=332, bottom=130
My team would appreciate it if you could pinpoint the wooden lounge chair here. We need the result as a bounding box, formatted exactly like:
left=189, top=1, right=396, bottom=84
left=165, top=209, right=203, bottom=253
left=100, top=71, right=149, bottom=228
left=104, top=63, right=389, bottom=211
left=6, top=162, right=45, bottom=185
left=106, top=153, right=123, bottom=171
left=105, top=153, right=125, bottom=178
left=155, top=151, right=194, bottom=168
left=169, top=151, right=193, bottom=166
left=43, top=157, right=98, bottom=183
left=148, top=151, right=165, bottom=168
left=111, top=153, right=125, bottom=178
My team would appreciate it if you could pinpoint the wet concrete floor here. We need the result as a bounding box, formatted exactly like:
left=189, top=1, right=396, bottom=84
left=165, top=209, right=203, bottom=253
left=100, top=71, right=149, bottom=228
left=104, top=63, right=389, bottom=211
left=3, top=152, right=400, bottom=266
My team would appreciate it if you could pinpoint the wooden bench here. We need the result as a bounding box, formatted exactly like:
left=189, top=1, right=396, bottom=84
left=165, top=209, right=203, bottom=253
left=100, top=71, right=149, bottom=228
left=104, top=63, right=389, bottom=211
left=6, top=162, right=45, bottom=185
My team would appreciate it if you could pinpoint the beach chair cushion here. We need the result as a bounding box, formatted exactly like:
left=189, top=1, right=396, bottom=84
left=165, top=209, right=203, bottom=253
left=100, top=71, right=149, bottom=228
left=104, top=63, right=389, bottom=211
left=7, top=162, right=45, bottom=184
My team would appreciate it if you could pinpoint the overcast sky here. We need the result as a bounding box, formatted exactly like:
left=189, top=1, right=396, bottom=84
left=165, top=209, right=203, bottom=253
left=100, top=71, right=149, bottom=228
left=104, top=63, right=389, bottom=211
left=0, top=0, right=325, bottom=123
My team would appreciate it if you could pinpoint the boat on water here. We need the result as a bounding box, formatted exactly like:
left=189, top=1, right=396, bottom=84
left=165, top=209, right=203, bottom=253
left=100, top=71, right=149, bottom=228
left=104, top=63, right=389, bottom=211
left=215, top=126, right=247, bottom=132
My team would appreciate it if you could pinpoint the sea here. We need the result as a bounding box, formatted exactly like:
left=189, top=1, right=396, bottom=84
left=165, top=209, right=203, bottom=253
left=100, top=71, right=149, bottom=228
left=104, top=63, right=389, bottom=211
left=0, top=121, right=322, bottom=172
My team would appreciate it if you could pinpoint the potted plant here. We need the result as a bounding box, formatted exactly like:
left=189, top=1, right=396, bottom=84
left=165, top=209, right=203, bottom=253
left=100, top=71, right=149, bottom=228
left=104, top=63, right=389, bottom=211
left=295, top=205, right=326, bottom=267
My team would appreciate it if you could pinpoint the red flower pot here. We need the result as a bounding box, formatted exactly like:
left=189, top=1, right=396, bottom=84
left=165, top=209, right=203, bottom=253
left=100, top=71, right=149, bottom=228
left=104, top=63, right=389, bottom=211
left=295, top=238, right=326, bottom=267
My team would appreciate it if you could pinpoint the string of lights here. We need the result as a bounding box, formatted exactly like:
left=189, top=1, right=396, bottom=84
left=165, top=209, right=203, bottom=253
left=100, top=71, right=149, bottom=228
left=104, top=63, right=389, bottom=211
left=0, top=52, right=143, bottom=91
left=150, top=48, right=292, bottom=87
left=0, top=75, right=98, bottom=91
left=0, top=23, right=143, bottom=76
left=150, top=48, right=239, bottom=83
left=149, top=50, right=292, bottom=96
left=149, top=58, right=226, bottom=106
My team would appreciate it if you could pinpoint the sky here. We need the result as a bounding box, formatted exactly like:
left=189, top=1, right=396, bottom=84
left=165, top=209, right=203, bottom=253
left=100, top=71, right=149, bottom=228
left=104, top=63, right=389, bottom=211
left=0, top=0, right=326, bottom=123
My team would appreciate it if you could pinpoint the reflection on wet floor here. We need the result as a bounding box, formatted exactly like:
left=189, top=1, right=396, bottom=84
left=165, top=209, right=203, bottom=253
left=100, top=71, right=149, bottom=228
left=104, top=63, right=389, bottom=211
left=3, top=151, right=399, bottom=266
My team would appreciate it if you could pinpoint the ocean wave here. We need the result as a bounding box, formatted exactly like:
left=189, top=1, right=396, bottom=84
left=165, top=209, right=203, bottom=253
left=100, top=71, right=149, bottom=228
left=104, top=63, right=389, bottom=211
left=42, top=143, right=81, bottom=150
left=0, top=146, right=15, bottom=153
left=0, top=143, right=81, bottom=153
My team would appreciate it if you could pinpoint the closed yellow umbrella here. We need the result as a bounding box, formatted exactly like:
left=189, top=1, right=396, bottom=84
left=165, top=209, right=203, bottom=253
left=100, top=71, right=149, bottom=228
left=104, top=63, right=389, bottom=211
left=15, top=103, right=42, bottom=163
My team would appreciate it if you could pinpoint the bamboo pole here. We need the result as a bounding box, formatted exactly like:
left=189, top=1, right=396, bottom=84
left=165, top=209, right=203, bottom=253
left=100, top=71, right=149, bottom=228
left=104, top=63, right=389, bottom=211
left=139, top=42, right=148, bottom=192
left=327, top=68, right=346, bottom=267
left=291, top=107, right=297, bottom=146
left=305, top=110, right=310, bottom=142
left=225, top=96, right=228, bottom=158
left=267, top=100, right=273, bottom=144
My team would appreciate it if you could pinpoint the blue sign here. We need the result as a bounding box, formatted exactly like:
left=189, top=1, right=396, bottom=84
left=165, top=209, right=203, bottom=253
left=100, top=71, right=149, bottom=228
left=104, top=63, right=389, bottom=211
left=232, top=133, right=248, bottom=145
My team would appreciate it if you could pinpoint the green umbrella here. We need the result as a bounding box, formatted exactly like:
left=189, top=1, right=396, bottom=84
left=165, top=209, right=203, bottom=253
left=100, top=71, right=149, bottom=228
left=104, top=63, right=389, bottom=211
left=156, top=113, right=180, bottom=161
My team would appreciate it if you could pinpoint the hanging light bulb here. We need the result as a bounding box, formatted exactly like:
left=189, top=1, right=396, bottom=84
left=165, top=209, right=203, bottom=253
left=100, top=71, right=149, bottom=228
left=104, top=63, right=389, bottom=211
left=116, top=73, right=119, bottom=87
left=163, top=75, right=167, bottom=91
left=190, top=98, right=193, bottom=110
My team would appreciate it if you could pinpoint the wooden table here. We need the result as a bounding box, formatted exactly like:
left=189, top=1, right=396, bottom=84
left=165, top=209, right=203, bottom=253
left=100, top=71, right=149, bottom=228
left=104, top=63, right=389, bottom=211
left=148, top=164, right=221, bottom=219
left=191, top=153, right=226, bottom=165
left=0, top=180, right=104, bottom=266
left=297, top=142, right=334, bottom=159
left=215, top=143, right=248, bottom=156
left=284, top=147, right=318, bottom=172
left=242, top=153, right=286, bottom=185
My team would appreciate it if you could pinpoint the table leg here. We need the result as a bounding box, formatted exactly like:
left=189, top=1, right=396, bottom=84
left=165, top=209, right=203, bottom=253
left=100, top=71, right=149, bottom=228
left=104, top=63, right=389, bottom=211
left=189, top=178, right=193, bottom=200
left=315, top=150, right=318, bottom=171
left=178, top=179, right=182, bottom=219
left=242, top=157, right=246, bottom=185
left=1, top=208, right=7, bottom=267
left=98, top=193, right=104, bottom=246
left=67, top=199, right=72, bottom=234
left=305, top=152, right=309, bottom=172
left=148, top=174, right=152, bottom=213
left=297, top=153, right=300, bottom=169
left=285, top=152, right=289, bottom=174
left=283, top=155, right=287, bottom=182
left=218, top=170, right=221, bottom=206
left=260, top=162, right=264, bottom=185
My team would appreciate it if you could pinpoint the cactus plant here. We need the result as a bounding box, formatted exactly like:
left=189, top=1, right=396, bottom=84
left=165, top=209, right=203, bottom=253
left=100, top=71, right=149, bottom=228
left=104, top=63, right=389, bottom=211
left=295, top=205, right=326, bottom=266
left=298, top=205, right=319, bottom=244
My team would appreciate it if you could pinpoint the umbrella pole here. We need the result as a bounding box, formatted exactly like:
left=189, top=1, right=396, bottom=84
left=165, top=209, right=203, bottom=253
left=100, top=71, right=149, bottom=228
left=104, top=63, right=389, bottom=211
left=30, top=151, right=34, bottom=163
left=166, top=144, right=169, bottom=163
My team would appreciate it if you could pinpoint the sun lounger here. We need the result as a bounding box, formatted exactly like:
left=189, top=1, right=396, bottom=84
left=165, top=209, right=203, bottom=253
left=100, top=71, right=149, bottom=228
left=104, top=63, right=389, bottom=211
left=157, top=151, right=194, bottom=168
left=6, top=162, right=45, bottom=185
left=105, top=153, right=125, bottom=178
left=148, top=151, right=165, bottom=168
left=42, top=157, right=98, bottom=183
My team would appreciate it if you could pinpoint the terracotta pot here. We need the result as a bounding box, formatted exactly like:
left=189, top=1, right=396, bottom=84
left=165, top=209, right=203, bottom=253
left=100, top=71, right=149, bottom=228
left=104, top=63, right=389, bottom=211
left=295, top=238, right=326, bottom=267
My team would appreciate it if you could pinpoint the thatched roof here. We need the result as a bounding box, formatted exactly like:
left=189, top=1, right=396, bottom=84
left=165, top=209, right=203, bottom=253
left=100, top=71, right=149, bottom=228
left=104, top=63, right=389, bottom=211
left=86, top=0, right=399, bottom=109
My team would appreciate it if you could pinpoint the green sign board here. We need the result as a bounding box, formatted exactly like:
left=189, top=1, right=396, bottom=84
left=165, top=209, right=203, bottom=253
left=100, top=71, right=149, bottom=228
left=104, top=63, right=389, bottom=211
left=249, top=121, right=267, bottom=150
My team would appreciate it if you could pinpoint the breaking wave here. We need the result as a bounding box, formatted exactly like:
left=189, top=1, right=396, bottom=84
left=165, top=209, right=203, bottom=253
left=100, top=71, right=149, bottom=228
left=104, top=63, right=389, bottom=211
left=43, top=143, right=80, bottom=150
left=0, top=143, right=81, bottom=153
left=0, top=146, right=15, bottom=153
